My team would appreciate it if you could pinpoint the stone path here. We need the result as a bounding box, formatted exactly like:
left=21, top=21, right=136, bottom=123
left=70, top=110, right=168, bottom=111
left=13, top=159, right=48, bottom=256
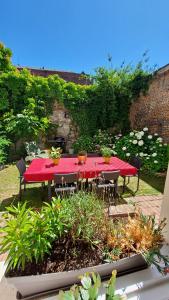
left=109, top=194, right=163, bottom=223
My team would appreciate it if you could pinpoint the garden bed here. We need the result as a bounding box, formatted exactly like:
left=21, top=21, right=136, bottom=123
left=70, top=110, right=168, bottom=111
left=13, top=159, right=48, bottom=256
left=1, top=192, right=168, bottom=299
left=6, top=252, right=147, bottom=299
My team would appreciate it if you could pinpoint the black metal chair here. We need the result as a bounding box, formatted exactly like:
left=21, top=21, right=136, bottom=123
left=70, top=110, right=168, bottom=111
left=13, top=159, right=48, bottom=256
left=54, top=172, right=79, bottom=197
left=16, top=158, right=44, bottom=199
left=122, top=156, right=142, bottom=194
left=96, top=170, right=120, bottom=205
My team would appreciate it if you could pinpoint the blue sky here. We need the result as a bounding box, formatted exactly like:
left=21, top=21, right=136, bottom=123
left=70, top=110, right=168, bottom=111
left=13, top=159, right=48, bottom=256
left=0, top=0, right=169, bottom=74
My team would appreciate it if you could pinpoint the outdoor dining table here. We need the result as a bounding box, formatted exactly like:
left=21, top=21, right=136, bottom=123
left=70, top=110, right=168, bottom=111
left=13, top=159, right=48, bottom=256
left=24, top=156, right=137, bottom=199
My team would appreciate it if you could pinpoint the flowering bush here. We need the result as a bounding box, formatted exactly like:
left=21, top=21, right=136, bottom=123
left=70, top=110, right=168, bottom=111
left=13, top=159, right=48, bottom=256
left=113, top=128, right=168, bottom=173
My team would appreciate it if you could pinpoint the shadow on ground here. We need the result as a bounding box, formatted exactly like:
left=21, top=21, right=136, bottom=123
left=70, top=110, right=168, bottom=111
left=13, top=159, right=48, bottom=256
left=0, top=186, right=49, bottom=211
left=140, top=172, right=166, bottom=194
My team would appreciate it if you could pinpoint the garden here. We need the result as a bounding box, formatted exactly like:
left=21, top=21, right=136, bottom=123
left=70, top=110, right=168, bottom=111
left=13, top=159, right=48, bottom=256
left=0, top=42, right=169, bottom=298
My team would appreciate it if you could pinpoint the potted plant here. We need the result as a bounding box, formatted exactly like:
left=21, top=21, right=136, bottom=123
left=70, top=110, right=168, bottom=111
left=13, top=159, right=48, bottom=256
left=1, top=193, right=168, bottom=299
left=49, top=147, right=61, bottom=165
left=78, top=150, right=87, bottom=164
left=101, top=146, right=113, bottom=164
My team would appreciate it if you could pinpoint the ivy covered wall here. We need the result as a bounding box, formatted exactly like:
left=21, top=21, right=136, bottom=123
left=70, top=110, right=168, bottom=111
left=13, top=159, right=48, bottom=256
left=0, top=42, right=152, bottom=155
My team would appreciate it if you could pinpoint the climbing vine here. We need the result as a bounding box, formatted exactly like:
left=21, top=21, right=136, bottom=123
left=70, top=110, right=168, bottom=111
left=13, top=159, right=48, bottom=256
left=0, top=42, right=152, bottom=156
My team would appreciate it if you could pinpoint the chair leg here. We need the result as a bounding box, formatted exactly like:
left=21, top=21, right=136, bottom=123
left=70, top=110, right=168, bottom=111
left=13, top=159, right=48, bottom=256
left=19, top=180, right=22, bottom=200
left=136, top=175, right=140, bottom=192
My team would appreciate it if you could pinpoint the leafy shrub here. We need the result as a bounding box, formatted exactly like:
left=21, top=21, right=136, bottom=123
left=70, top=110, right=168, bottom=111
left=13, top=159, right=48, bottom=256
left=73, top=136, right=94, bottom=153
left=113, top=128, right=168, bottom=172
left=64, top=192, right=107, bottom=244
left=0, top=136, right=11, bottom=164
left=93, top=129, right=114, bottom=148
left=0, top=200, right=70, bottom=270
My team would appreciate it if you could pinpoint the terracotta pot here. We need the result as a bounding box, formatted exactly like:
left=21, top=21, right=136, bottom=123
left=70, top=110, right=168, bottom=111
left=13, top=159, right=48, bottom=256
left=53, top=158, right=60, bottom=165
left=78, top=155, right=87, bottom=164
left=104, top=156, right=111, bottom=164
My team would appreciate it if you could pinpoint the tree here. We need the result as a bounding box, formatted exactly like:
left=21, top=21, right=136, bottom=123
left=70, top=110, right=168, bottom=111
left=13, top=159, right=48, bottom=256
left=0, top=42, right=14, bottom=72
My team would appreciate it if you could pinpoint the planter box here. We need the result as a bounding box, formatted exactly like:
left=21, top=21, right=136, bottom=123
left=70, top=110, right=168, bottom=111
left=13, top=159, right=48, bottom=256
left=5, top=254, right=148, bottom=299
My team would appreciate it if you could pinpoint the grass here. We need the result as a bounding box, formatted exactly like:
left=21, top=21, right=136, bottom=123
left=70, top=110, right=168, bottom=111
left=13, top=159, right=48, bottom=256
left=0, top=164, right=166, bottom=211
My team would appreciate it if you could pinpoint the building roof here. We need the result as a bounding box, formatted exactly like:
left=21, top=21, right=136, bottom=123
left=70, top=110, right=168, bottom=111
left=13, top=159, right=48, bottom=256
left=16, top=66, right=91, bottom=85
left=156, top=64, right=169, bottom=75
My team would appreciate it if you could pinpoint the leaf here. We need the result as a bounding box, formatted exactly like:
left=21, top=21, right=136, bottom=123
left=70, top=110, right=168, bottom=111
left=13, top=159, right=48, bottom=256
left=81, top=275, right=92, bottom=290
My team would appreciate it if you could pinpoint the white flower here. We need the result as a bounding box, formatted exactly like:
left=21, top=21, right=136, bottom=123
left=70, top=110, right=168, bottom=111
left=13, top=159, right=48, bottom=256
left=137, top=135, right=142, bottom=140
left=152, top=153, right=157, bottom=157
left=143, top=127, right=148, bottom=131
left=146, top=157, right=150, bottom=160
left=157, top=137, right=163, bottom=142
left=140, top=131, right=144, bottom=136
left=130, top=132, right=134, bottom=137
left=133, top=140, right=137, bottom=144
left=138, top=140, right=144, bottom=146
left=154, top=133, right=158, bottom=136
left=159, top=144, right=162, bottom=147
left=154, top=160, right=158, bottom=164
left=164, top=143, right=167, bottom=146
left=139, top=152, right=144, bottom=157
left=122, top=146, right=127, bottom=151
left=126, top=153, right=130, bottom=157
left=148, top=135, right=152, bottom=139
left=113, top=151, right=117, bottom=155
left=143, top=153, right=148, bottom=156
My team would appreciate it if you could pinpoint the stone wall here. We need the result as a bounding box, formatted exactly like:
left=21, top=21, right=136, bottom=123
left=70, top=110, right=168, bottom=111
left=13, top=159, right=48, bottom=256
left=130, top=70, right=169, bottom=142
left=49, top=102, right=78, bottom=151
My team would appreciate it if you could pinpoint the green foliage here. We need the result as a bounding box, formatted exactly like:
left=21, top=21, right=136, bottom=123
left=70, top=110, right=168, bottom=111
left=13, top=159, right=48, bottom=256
left=113, top=128, right=168, bottom=173
left=63, top=192, right=106, bottom=245
left=93, top=130, right=114, bottom=148
left=64, top=66, right=151, bottom=136
left=100, top=146, right=114, bottom=157
left=50, top=147, right=62, bottom=159
left=73, top=136, right=94, bottom=153
left=0, top=42, right=14, bottom=72
left=25, top=141, right=41, bottom=156
left=0, top=136, right=11, bottom=164
left=59, top=271, right=122, bottom=300
left=2, top=109, right=49, bottom=143
left=0, top=192, right=168, bottom=276
left=0, top=199, right=70, bottom=270
left=0, top=43, right=152, bottom=156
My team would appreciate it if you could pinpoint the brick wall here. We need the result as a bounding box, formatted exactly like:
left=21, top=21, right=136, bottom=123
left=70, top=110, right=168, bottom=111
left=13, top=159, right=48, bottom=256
left=130, top=70, right=169, bottom=142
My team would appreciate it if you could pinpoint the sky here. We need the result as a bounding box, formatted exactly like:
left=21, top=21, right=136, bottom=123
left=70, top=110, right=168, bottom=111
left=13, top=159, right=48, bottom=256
left=0, top=0, right=169, bottom=74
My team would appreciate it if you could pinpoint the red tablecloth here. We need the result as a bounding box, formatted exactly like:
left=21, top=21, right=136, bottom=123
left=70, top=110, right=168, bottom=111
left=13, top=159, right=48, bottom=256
left=24, top=157, right=137, bottom=182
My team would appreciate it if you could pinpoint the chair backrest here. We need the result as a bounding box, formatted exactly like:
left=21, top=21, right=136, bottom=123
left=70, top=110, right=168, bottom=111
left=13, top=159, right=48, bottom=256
left=101, top=170, right=120, bottom=181
left=61, top=154, right=77, bottom=158
left=16, top=158, right=26, bottom=176
left=54, top=172, right=79, bottom=185
left=130, top=157, right=142, bottom=170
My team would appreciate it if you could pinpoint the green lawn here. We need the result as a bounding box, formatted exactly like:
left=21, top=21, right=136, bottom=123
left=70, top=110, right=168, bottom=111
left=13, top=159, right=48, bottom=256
left=0, top=164, right=166, bottom=211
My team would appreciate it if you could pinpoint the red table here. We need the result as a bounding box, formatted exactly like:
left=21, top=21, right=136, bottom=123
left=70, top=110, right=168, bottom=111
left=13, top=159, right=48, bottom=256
left=24, top=157, right=137, bottom=199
